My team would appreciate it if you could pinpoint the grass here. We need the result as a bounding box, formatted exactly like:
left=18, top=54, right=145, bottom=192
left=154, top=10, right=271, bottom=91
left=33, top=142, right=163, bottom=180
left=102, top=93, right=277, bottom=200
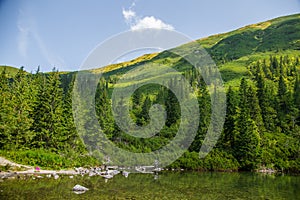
left=91, top=53, right=159, bottom=74
left=0, top=150, right=101, bottom=170
left=0, top=65, right=23, bottom=77
left=107, top=48, right=300, bottom=93
left=91, top=14, right=300, bottom=91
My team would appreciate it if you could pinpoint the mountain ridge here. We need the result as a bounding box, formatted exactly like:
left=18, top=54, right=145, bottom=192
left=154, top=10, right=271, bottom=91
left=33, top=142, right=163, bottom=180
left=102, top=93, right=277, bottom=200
left=88, top=13, right=299, bottom=82
left=2, top=13, right=299, bottom=76
left=0, top=13, right=299, bottom=172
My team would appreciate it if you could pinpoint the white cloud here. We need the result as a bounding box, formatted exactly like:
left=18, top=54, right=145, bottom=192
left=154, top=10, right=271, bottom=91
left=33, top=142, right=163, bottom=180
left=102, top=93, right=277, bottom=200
left=122, top=9, right=136, bottom=21
left=131, top=16, right=174, bottom=31
left=122, top=4, right=174, bottom=31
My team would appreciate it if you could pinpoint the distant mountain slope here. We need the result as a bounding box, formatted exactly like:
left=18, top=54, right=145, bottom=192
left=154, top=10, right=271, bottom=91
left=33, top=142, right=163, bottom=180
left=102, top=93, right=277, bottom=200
left=206, top=14, right=300, bottom=63
left=95, top=14, right=300, bottom=86
left=2, top=14, right=299, bottom=86
left=0, top=65, right=22, bottom=77
left=1, top=14, right=299, bottom=172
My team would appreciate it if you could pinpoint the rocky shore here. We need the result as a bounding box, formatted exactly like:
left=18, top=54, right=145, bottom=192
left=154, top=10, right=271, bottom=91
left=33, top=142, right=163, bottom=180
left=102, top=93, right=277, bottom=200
left=0, top=156, right=129, bottom=181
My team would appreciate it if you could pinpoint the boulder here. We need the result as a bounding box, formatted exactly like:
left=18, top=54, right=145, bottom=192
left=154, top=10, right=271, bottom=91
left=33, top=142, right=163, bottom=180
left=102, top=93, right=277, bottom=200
left=73, top=184, right=89, bottom=192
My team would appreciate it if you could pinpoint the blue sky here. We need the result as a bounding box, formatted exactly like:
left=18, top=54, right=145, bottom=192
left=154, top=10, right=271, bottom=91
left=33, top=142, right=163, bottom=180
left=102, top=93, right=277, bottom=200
left=0, top=0, right=299, bottom=72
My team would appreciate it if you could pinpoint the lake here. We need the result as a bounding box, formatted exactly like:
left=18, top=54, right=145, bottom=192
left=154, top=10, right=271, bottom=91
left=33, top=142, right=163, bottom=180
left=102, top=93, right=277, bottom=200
left=0, top=172, right=299, bottom=199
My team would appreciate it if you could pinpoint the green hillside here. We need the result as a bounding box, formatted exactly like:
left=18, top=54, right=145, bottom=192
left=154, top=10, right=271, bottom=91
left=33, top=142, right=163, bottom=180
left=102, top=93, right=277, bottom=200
left=0, top=65, right=23, bottom=77
left=0, top=14, right=299, bottom=171
left=86, top=13, right=300, bottom=171
left=97, top=14, right=300, bottom=87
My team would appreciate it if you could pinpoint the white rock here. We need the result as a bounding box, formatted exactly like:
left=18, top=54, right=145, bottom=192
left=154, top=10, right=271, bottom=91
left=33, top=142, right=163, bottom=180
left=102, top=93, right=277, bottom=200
left=122, top=171, right=129, bottom=178
left=54, top=174, right=59, bottom=179
left=73, top=191, right=86, bottom=194
left=102, top=174, right=113, bottom=179
left=73, top=184, right=89, bottom=191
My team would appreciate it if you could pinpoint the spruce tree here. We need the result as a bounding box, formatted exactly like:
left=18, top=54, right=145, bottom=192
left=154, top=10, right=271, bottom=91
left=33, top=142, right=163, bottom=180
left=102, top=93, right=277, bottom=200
left=234, top=78, right=261, bottom=169
left=62, top=73, right=86, bottom=152
left=10, top=67, right=35, bottom=149
left=32, top=68, right=65, bottom=151
left=95, top=79, right=114, bottom=140
left=256, top=74, right=277, bottom=131
left=140, top=96, right=152, bottom=125
left=247, top=85, right=264, bottom=132
left=223, top=86, right=238, bottom=149
left=293, top=75, right=300, bottom=126
left=0, top=69, right=13, bottom=149
left=277, top=75, right=293, bottom=131
left=189, top=81, right=211, bottom=152
left=165, top=89, right=180, bottom=127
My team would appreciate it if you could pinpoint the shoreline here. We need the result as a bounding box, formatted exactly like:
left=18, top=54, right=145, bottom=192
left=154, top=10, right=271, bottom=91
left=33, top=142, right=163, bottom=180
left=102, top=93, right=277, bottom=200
left=1, top=156, right=296, bottom=178
left=0, top=156, right=77, bottom=177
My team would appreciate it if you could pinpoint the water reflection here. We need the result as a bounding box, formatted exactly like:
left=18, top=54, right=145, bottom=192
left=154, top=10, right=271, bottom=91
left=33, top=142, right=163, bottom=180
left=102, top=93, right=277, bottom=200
left=0, top=172, right=299, bottom=199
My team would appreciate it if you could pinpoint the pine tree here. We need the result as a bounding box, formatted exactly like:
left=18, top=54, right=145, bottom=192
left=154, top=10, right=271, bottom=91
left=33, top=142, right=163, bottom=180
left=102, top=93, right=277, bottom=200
left=235, top=117, right=261, bottom=170
left=223, top=86, right=238, bottom=149
left=95, top=79, right=114, bottom=139
left=112, top=96, right=127, bottom=142
left=32, top=68, right=65, bottom=150
left=261, top=59, right=272, bottom=79
left=10, top=67, right=35, bottom=149
left=165, top=89, right=180, bottom=127
left=277, top=75, right=293, bottom=131
left=155, top=85, right=166, bottom=105
left=0, top=68, right=13, bottom=149
left=293, top=75, right=300, bottom=126
left=234, top=78, right=261, bottom=169
left=131, top=86, right=142, bottom=108
left=256, top=74, right=277, bottom=131
left=247, top=85, right=264, bottom=132
left=189, top=82, right=211, bottom=152
left=62, top=73, right=86, bottom=152
left=140, top=96, right=152, bottom=125
left=270, top=56, right=279, bottom=77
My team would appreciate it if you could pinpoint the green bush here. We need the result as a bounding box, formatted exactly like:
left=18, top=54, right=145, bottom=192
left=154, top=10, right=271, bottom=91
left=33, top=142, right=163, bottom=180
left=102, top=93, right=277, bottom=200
left=168, top=150, right=239, bottom=171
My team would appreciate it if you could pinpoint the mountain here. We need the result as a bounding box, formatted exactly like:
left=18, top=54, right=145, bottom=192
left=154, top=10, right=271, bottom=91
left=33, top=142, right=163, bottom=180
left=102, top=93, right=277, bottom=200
left=94, top=13, right=300, bottom=87
left=0, top=14, right=299, bottom=172
left=82, top=13, right=300, bottom=171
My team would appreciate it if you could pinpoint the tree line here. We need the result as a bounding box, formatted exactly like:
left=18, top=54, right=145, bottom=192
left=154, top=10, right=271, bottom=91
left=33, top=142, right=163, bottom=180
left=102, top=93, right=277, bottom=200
left=0, top=55, right=299, bottom=171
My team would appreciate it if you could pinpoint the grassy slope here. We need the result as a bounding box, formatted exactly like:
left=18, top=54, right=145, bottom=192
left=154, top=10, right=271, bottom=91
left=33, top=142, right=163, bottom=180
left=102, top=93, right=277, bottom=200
left=1, top=14, right=299, bottom=170
left=0, top=65, right=22, bottom=77
left=3, top=14, right=299, bottom=86
left=96, top=14, right=300, bottom=88
left=91, top=53, right=159, bottom=74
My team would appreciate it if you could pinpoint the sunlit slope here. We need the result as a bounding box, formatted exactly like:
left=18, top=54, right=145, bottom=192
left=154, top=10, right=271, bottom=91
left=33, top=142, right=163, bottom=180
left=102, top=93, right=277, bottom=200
left=0, top=65, right=23, bottom=77
left=94, top=14, right=300, bottom=87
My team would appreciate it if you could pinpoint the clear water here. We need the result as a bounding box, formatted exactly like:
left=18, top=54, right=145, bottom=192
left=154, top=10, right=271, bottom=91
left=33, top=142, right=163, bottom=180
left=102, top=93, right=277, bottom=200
left=0, top=172, right=299, bottom=200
